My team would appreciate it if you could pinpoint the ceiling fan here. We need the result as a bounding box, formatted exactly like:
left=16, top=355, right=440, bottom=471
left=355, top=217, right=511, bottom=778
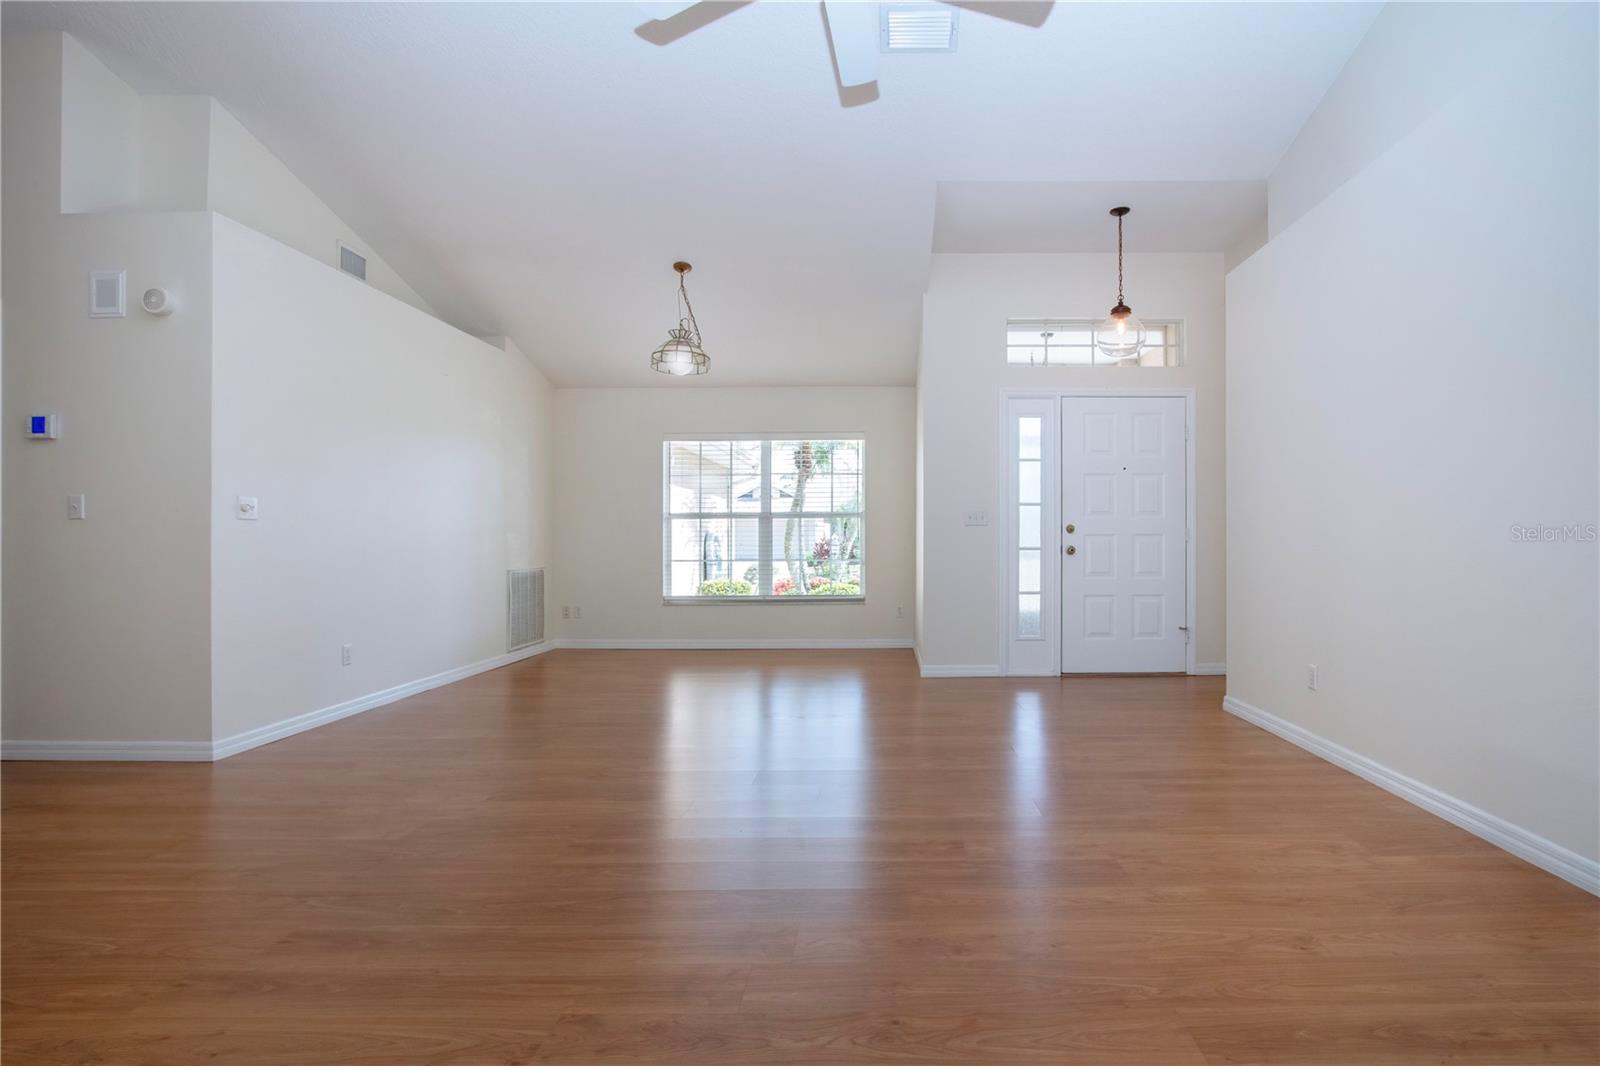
left=636, top=1, right=1054, bottom=97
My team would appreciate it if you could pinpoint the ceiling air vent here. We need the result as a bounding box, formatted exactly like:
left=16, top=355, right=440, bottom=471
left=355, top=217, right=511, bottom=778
left=880, top=3, right=958, bottom=52
left=338, top=243, right=368, bottom=282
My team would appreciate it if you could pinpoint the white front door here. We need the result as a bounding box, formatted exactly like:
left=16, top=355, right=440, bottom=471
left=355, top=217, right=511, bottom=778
left=1060, top=396, right=1188, bottom=673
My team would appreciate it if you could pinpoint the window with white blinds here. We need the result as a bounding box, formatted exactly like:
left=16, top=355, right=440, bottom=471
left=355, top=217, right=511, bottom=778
left=663, top=437, right=865, bottom=601
left=1006, top=318, right=1183, bottom=367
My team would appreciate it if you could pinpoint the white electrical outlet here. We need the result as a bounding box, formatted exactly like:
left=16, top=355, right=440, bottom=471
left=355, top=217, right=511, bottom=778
left=964, top=509, right=989, bottom=526
left=1307, top=664, right=1319, bottom=691
left=897, top=606, right=905, bottom=618
left=341, top=643, right=353, bottom=667
left=67, top=494, right=87, bottom=520
left=235, top=496, right=259, bottom=521
left=562, top=606, right=571, bottom=620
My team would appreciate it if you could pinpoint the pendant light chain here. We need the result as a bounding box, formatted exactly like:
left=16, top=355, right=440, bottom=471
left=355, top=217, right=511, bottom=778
left=679, top=272, right=702, bottom=345
left=1116, top=212, right=1125, bottom=305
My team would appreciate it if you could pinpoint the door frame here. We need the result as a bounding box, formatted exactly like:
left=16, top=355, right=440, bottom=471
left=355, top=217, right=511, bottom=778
left=998, top=386, right=1198, bottom=677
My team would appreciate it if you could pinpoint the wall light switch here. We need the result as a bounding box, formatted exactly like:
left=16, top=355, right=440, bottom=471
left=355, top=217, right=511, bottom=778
left=67, top=494, right=86, bottom=520
left=964, top=509, right=989, bottom=527
left=236, top=496, right=259, bottom=521
left=341, top=643, right=353, bottom=667
left=27, top=414, right=60, bottom=440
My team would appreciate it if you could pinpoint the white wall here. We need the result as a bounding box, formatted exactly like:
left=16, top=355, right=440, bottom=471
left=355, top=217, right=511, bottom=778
left=1227, top=3, right=1598, bottom=865
left=210, top=215, right=553, bottom=741
left=1268, top=3, right=1544, bottom=238
left=58, top=33, right=140, bottom=213
left=4, top=31, right=554, bottom=751
left=206, top=101, right=433, bottom=316
left=553, top=387, right=915, bottom=646
left=918, top=253, right=1227, bottom=672
left=4, top=33, right=215, bottom=743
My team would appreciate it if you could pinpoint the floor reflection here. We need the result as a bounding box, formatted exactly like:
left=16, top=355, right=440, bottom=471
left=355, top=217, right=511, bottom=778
left=1010, top=688, right=1048, bottom=824
left=658, top=664, right=871, bottom=890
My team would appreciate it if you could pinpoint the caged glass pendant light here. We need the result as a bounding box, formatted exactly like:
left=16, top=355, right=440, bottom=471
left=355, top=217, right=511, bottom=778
left=650, top=261, right=710, bottom=376
left=1095, top=206, right=1146, bottom=363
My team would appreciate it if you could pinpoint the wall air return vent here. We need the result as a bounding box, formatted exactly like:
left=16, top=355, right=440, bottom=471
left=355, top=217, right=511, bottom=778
left=507, top=568, right=545, bottom=651
left=880, top=4, right=958, bottom=52
left=338, top=243, right=368, bottom=281
left=89, top=270, right=126, bottom=317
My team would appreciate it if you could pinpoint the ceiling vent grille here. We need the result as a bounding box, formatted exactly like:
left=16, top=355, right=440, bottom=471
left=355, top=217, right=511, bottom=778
left=508, top=568, right=545, bottom=651
left=880, top=4, right=958, bottom=52
left=339, top=243, right=368, bottom=281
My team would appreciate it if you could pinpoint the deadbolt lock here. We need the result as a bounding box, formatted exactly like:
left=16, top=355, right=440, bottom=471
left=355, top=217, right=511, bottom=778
left=1065, top=545, right=1077, bottom=555
left=1065, top=523, right=1076, bottom=533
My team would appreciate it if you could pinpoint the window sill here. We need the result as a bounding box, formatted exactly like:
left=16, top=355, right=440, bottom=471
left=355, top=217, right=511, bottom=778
left=663, top=596, right=866, bottom=606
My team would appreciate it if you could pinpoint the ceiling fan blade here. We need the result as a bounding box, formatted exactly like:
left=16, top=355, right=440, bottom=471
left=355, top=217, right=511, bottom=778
left=823, top=0, right=880, bottom=88
left=944, top=1, right=1054, bottom=29
left=635, top=1, right=703, bottom=21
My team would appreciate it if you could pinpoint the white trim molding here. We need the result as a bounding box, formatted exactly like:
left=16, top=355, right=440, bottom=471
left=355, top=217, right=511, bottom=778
left=212, top=641, right=559, bottom=759
left=1223, top=695, right=1599, bottom=896
left=2, top=641, right=559, bottom=763
left=1191, top=662, right=1227, bottom=676
left=1, top=739, right=213, bottom=761
left=918, top=664, right=1003, bottom=678
left=558, top=638, right=912, bottom=650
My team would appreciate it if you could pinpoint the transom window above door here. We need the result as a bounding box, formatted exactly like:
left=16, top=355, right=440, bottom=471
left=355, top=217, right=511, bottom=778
left=663, top=437, right=864, bottom=601
left=1006, top=318, right=1183, bottom=367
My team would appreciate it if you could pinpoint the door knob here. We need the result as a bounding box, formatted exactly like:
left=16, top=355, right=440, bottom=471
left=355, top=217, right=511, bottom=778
left=1065, top=523, right=1076, bottom=533
left=1065, top=545, right=1077, bottom=555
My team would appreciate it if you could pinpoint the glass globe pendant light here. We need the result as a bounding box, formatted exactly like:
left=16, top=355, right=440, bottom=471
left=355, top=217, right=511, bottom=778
left=1095, top=206, right=1146, bottom=363
left=650, top=261, right=710, bottom=376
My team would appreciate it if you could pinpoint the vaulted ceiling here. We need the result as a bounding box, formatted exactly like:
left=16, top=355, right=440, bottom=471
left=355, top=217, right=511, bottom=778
left=4, top=2, right=1380, bottom=385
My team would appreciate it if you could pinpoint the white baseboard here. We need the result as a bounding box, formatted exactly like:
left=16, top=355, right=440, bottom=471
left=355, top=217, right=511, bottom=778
left=212, top=641, right=559, bottom=760
left=918, top=664, right=1002, bottom=678
left=1, top=739, right=213, bottom=761
left=1191, top=662, right=1227, bottom=676
left=1222, top=694, right=1599, bottom=896
left=556, top=638, right=913, bottom=650
left=2, top=641, right=559, bottom=763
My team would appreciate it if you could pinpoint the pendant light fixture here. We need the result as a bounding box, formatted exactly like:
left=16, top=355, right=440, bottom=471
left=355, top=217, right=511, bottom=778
left=650, top=261, right=709, bottom=376
left=1095, top=206, right=1146, bottom=363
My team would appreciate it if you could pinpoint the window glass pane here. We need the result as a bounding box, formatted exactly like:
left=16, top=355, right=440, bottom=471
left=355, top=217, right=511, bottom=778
left=1018, top=594, right=1042, bottom=638
left=1019, top=460, right=1041, bottom=504
left=830, top=442, right=861, bottom=475
left=666, top=442, right=702, bottom=513
left=1005, top=320, right=1179, bottom=368
left=1018, top=505, right=1040, bottom=549
left=832, top=474, right=862, bottom=513
left=670, top=561, right=701, bottom=597
left=731, top=440, right=763, bottom=512
left=1018, top=549, right=1041, bottom=594
left=1019, top=416, right=1041, bottom=460
left=669, top=518, right=701, bottom=560
left=770, top=515, right=862, bottom=595
left=698, top=441, right=732, bottom=512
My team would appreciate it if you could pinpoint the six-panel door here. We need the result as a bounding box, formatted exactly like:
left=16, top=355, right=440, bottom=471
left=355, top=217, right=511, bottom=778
left=1060, top=396, right=1188, bottom=673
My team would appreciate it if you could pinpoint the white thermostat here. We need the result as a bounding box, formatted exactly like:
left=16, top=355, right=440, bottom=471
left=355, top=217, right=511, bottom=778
left=27, top=414, right=59, bottom=440
left=141, top=287, right=176, bottom=316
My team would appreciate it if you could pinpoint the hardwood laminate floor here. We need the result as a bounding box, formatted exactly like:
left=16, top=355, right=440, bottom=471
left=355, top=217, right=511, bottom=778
left=4, top=650, right=1596, bottom=1064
